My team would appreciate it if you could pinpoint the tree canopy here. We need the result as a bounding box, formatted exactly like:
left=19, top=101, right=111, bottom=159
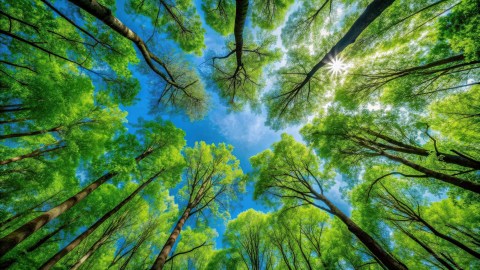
left=1, top=0, right=479, bottom=269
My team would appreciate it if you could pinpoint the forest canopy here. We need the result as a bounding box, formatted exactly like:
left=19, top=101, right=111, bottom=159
left=0, top=0, right=479, bottom=269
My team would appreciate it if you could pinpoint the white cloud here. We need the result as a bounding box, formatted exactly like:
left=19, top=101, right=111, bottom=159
left=209, top=107, right=303, bottom=150
left=210, top=109, right=270, bottom=144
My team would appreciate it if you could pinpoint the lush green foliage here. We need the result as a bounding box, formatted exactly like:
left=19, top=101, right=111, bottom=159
left=1, top=0, right=478, bottom=269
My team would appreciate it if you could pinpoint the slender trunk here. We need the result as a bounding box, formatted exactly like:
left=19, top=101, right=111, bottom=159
left=440, top=253, right=463, bottom=270
left=0, top=143, right=65, bottom=165
left=119, top=246, right=137, bottom=270
left=446, top=224, right=480, bottom=247
left=0, top=126, right=61, bottom=140
left=397, top=225, right=454, bottom=270
left=151, top=205, right=192, bottom=270
left=0, top=148, right=154, bottom=258
left=0, top=104, right=24, bottom=109
left=70, top=233, right=110, bottom=270
left=26, top=223, right=67, bottom=253
left=0, top=222, right=69, bottom=268
left=39, top=169, right=163, bottom=269
left=381, top=150, right=480, bottom=194
left=0, top=106, right=28, bottom=113
left=0, top=192, right=59, bottom=228
left=313, top=191, right=407, bottom=270
left=298, top=0, right=395, bottom=90
left=374, top=54, right=466, bottom=77
left=234, top=0, right=249, bottom=66
left=418, top=217, right=480, bottom=259
left=67, top=0, right=178, bottom=87
left=361, top=130, right=480, bottom=169
left=271, top=234, right=293, bottom=270
left=0, top=118, right=29, bottom=125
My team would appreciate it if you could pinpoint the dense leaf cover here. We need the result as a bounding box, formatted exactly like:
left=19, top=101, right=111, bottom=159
left=0, top=0, right=478, bottom=269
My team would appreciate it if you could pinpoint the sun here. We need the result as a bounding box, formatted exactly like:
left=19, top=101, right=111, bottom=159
left=327, top=56, right=348, bottom=76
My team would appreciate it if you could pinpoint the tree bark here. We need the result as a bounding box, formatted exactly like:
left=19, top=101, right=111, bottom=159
left=234, top=0, right=249, bottom=66
left=39, top=169, right=163, bottom=269
left=0, top=126, right=62, bottom=140
left=313, top=191, right=408, bottom=270
left=297, top=0, right=395, bottom=93
left=69, top=233, right=110, bottom=270
left=396, top=225, right=454, bottom=270
left=361, top=130, right=480, bottom=169
left=0, top=148, right=154, bottom=258
left=26, top=223, right=67, bottom=253
left=417, top=217, right=480, bottom=260
left=151, top=205, right=192, bottom=270
left=380, top=150, right=480, bottom=194
left=0, top=142, right=65, bottom=165
left=67, top=0, right=179, bottom=88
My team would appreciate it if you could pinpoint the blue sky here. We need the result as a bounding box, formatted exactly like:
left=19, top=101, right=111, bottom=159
left=110, top=0, right=351, bottom=248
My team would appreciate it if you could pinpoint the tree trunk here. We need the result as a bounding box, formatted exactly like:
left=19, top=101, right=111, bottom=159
left=0, top=118, right=29, bottom=125
left=299, top=0, right=395, bottom=90
left=314, top=191, right=408, bottom=270
left=381, top=150, right=480, bottom=194
left=39, top=169, right=163, bottom=269
left=151, top=205, right=192, bottom=270
left=361, top=130, right=480, bottom=169
left=446, top=224, right=480, bottom=247
left=0, top=105, right=28, bottom=114
left=418, top=217, right=480, bottom=259
left=234, top=0, right=249, bottom=66
left=70, top=233, right=110, bottom=270
left=0, top=126, right=62, bottom=140
left=67, top=0, right=178, bottom=87
left=0, top=222, right=69, bottom=268
left=0, top=192, right=59, bottom=229
left=397, top=225, right=454, bottom=270
left=26, top=223, right=67, bottom=253
left=0, top=148, right=154, bottom=258
left=0, top=142, right=65, bottom=165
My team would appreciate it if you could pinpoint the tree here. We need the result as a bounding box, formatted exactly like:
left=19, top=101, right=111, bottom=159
left=332, top=0, right=479, bottom=110
left=301, top=109, right=480, bottom=194
left=151, top=141, right=245, bottom=269
left=266, top=0, right=395, bottom=127
left=125, top=0, right=206, bottom=54
left=251, top=134, right=407, bottom=270
left=204, top=0, right=282, bottom=110
left=69, top=208, right=132, bottom=270
left=223, top=209, right=274, bottom=270
left=163, top=227, right=216, bottom=269
left=372, top=184, right=480, bottom=260
left=60, top=0, right=208, bottom=119
left=207, top=32, right=280, bottom=110
left=2, top=0, right=479, bottom=268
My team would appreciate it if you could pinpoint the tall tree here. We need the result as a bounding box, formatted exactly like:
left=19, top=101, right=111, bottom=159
left=223, top=209, right=274, bottom=270
left=60, top=0, right=209, bottom=119
left=204, top=0, right=285, bottom=110
left=251, top=134, right=408, bottom=270
left=302, top=109, right=480, bottom=194
left=151, top=141, right=245, bottom=269
left=266, top=0, right=395, bottom=127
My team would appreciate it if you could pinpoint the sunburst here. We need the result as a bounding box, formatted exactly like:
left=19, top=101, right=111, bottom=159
left=327, top=56, right=348, bottom=76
